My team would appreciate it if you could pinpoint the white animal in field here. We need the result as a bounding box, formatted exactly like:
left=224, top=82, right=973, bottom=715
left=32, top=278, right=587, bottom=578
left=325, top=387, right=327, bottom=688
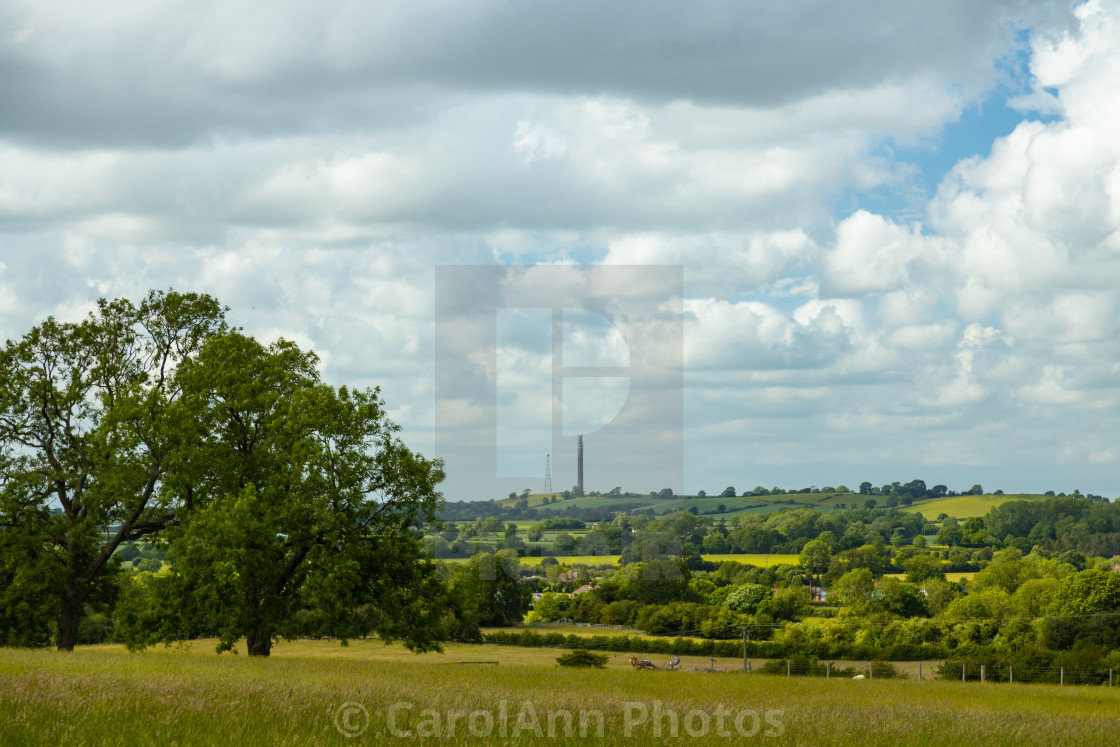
left=852, top=674, right=866, bottom=680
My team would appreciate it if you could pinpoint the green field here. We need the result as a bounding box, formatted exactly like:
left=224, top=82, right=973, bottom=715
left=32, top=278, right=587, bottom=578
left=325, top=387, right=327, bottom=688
left=905, top=494, right=1048, bottom=519
left=3, top=640, right=1118, bottom=745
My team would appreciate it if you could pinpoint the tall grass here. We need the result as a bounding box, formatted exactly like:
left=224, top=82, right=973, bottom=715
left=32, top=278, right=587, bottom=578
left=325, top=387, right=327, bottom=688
left=3, top=641, right=1118, bottom=745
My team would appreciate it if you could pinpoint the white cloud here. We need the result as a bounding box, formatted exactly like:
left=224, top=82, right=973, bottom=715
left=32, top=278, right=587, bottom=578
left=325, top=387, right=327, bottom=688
left=821, top=211, right=956, bottom=297
left=4, top=1, right=1120, bottom=497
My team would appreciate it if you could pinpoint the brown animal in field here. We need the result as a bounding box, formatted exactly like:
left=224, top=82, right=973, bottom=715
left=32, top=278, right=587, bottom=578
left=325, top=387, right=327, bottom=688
left=629, top=656, right=656, bottom=670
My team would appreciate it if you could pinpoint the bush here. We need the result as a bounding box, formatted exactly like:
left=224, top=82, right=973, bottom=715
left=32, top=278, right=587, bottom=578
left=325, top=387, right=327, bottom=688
left=864, top=660, right=907, bottom=679
left=758, top=657, right=857, bottom=677
left=556, top=649, right=609, bottom=668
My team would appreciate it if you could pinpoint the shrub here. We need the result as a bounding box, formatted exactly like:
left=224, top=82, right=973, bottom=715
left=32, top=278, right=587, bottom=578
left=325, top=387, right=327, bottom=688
left=556, top=649, right=609, bottom=668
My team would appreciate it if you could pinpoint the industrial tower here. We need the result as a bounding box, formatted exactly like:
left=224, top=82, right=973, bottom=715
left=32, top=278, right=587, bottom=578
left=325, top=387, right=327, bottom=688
left=577, top=434, right=584, bottom=495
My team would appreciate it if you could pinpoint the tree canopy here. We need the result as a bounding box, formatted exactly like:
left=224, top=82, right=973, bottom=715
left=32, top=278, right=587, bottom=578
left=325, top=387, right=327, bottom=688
left=137, top=332, right=447, bottom=656
left=0, top=290, right=227, bottom=650
left=1, top=291, right=446, bottom=656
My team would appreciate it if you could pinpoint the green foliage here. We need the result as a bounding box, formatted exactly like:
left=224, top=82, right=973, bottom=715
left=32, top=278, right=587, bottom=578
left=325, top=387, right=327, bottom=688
left=903, top=553, right=945, bottom=583
left=0, top=289, right=228, bottom=650
left=555, top=648, right=609, bottom=668
left=798, top=539, right=831, bottom=570
left=615, top=559, right=695, bottom=605
left=137, top=331, right=447, bottom=656
left=451, top=551, right=531, bottom=627
left=723, top=583, right=771, bottom=614
left=648, top=511, right=705, bottom=542
left=833, top=568, right=876, bottom=616
left=877, top=578, right=929, bottom=618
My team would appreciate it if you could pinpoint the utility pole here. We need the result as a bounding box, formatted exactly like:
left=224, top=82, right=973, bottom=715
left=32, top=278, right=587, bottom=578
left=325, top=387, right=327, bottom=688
left=742, top=627, right=748, bottom=674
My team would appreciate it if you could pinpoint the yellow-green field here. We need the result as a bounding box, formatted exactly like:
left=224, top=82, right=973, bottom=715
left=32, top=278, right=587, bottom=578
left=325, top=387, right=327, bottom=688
left=3, top=640, right=1118, bottom=745
left=905, top=494, right=1046, bottom=519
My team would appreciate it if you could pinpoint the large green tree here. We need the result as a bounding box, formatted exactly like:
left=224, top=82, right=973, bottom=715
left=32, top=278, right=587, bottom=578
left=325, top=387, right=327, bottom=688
left=449, top=550, right=531, bottom=628
left=0, top=291, right=227, bottom=650
left=153, top=332, right=446, bottom=656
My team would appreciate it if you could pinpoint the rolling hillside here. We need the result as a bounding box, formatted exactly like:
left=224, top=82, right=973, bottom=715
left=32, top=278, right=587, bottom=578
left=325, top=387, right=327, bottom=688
left=495, top=490, right=1058, bottom=521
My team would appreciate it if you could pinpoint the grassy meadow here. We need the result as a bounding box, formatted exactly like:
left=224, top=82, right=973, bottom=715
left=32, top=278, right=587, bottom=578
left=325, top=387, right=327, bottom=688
left=3, top=639, right=1119, bottom=745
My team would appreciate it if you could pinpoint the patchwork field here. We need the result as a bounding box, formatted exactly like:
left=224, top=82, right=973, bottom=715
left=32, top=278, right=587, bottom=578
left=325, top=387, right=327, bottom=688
left=3, top=640, right=1118, bottom=745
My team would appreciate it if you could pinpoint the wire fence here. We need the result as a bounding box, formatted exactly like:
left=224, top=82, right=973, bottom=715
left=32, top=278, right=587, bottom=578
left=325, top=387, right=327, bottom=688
left=749, top=659, right=1117, bottom=686
left=751, top=659, right=907, bottom=679
left=947, top=662, right=1116, bottom=686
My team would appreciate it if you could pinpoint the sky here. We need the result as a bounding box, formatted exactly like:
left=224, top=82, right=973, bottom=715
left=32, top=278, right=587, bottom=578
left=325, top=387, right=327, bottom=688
left=1, top=0, right=1119, bottom=500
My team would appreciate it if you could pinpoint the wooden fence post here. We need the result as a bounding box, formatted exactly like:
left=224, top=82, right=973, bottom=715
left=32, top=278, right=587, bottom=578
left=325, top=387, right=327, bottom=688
left=743, top=628, right=747, bottom=674
left=962, top=664, right=966, bottom=682
left=826, top=661, right=830, bottom=679
left=787, top=659, right=791, bottom=677
left=1060, top=667, right=1064, bottom=686
left=1009, top=666, right=1013, bottom=684
left=869, top=661, right=873, bottom=680
left=981, top=664, right=985, bottom=683
left=918, top=662, right=921, bottom=681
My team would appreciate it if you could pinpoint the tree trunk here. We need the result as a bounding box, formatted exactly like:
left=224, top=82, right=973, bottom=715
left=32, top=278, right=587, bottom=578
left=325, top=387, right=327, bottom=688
left=246, top=628, right=272, bottom=657
left=57, top=539, right=91, bottom=652
left=56, top=589, right=85, bottom=652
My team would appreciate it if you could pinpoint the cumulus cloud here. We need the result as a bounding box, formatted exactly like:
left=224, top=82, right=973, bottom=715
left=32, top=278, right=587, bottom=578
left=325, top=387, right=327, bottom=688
left=2, top=1, right=1119, bottom=497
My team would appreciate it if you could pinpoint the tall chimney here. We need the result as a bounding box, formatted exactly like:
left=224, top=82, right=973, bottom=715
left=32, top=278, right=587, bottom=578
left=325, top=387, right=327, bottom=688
left=577, top=434, right=584, bottom=495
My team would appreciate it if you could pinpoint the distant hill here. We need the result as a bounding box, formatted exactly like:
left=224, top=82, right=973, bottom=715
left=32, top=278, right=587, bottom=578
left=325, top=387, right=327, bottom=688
left=494, top=490, right=1062, bottom=520
left=495, top=491, right=862, bottom=518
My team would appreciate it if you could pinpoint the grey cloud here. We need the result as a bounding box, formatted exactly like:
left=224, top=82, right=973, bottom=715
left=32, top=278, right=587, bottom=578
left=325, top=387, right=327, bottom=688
left=0, top=0, right=1071, bottom=147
